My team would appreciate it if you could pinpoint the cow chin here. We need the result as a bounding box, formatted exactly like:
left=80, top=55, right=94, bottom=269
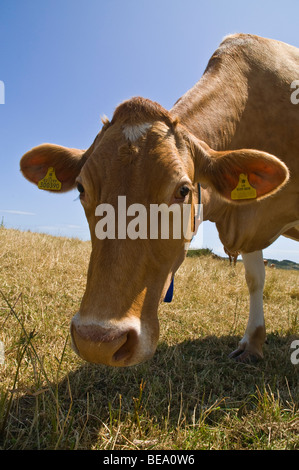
left=70, top=312, right=159, bottom=367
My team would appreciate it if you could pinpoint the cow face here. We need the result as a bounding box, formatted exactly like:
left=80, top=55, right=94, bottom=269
left=20, top=97, right=289, bottom=366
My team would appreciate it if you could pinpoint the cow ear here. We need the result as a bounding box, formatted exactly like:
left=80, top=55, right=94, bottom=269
left=188, top=135, right=289, bottom=202
left=20, top=144, right=86, bottom=192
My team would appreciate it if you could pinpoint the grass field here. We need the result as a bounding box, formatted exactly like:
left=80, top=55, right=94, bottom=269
left=0, top=227, right=298, bottom=450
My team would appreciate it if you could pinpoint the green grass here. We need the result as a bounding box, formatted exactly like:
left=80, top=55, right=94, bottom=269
left=0, top=227, right=298, bottom=450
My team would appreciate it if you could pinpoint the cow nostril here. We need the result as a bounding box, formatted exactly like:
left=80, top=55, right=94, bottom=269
left=113, top=329, right=138, bottom=363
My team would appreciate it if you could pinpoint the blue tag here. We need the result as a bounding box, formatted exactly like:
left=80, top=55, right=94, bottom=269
left=163, top=278, right=174, bottom=303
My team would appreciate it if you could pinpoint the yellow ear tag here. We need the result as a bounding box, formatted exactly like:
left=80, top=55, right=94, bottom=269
left=231, top=173, right=257, bottom=200
left=38, top=167, right=62, bottom=191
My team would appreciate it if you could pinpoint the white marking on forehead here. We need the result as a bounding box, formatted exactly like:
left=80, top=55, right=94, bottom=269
left=123, top=122, right=152, bottom=142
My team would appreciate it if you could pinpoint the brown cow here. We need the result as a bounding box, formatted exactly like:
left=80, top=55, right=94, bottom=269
left=20, top=34, right=298, bottom=366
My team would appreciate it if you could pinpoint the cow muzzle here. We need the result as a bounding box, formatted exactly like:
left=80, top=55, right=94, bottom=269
left=70, top=313, right=157, bottom=367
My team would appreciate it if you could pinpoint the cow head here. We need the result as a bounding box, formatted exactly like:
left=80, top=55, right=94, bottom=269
left=20, top=97, right=289, bottom=367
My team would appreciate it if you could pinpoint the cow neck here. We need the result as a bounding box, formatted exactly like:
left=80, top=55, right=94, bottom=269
left=171, top=53, right=249, bottom=151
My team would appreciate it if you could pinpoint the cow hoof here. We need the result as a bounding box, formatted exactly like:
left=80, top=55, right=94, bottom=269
left=228, top=348, right=260, bottom=364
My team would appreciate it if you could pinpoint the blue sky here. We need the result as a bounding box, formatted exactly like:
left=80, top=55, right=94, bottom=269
left=1, top=0, right=299, bottom=262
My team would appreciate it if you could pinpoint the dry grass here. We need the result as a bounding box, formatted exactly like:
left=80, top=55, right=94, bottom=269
left=0, top=227, right=298, bottom=450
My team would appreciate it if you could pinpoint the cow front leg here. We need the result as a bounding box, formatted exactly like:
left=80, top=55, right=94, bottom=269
left=229, top=250, right=266, bottom=363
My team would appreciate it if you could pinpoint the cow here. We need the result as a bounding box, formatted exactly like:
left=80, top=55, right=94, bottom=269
left=20, top=33, right=298, bottom=366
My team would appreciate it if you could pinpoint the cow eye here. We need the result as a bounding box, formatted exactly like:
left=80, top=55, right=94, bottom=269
left=174, top=184, right=191, bottom=203
left=76, top=182, right=85, bottom=194
left=179, top=185, right=190, bottom=198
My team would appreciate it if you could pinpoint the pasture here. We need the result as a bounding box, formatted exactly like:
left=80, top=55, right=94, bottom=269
left=0, top=227, right=298, bottom=450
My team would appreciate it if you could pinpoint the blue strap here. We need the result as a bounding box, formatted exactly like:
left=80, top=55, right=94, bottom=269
left=163, top=278, right=174, bottom=303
